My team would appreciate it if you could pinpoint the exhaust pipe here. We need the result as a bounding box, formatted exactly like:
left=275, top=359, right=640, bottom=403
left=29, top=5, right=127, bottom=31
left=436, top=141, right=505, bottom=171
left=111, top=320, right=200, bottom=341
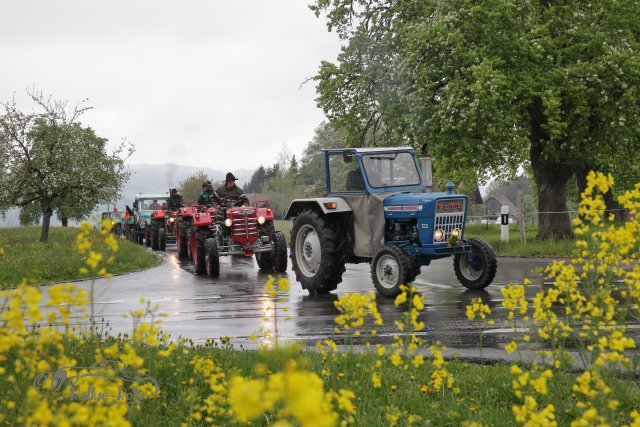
left=420, top=143, right=433, bottom=191
left=420, top=157, right=433, bottom=190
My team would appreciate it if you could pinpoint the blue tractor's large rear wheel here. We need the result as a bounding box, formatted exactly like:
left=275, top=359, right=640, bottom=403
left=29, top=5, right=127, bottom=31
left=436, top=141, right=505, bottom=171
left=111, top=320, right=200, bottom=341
left=454, top=238, right=497, bottom=289
left=290, top=210, right=345, bottom=294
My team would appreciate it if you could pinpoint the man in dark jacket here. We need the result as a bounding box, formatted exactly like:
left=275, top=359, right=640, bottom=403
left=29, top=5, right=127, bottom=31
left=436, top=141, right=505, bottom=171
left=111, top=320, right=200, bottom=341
left=198, top=181, right=214, bottom=206
left=166, top=188, right=184, bottom=211
left=213, top=173, right=249, bottom=207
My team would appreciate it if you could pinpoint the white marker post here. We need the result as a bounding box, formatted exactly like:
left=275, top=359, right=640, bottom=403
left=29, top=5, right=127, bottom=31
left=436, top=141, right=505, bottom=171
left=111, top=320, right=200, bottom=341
left=501, top=205, right=509, bottom=243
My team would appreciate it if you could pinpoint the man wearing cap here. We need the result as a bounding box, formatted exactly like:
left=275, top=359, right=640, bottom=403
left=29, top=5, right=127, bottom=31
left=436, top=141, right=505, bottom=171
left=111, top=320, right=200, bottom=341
left=166, top=188, right=184, bottom=211
left=213, top=173, right=249, bottom=207
left=198, top=180, right=215, bottom=206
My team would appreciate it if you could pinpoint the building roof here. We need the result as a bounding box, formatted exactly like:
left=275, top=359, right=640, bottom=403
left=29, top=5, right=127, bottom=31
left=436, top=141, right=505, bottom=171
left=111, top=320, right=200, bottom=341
left=485, top=195, right=517, bottom=213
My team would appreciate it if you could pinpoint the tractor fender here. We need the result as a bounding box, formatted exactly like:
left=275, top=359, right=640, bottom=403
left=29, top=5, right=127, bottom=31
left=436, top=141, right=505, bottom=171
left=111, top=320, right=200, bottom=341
left=285, top=197, right=352, bottom=219
left=193, top=211, right=213, bottom=227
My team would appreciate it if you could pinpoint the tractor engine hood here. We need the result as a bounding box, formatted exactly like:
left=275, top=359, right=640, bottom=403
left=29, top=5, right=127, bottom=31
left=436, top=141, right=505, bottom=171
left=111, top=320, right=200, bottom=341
left=383, top=192, right=465, bottom=219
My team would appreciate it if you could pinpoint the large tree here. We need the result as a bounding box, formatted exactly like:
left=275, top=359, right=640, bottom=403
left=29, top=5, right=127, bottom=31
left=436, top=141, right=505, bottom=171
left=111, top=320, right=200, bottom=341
left=312, top=0, right=640, bottom=239
left=245, top=166, right=268, bottom=194
left=297, top=121, right=349, bottom=196
left=0, top=91, right=132, bottom=242
left=178, top=171, right=216, bottom=203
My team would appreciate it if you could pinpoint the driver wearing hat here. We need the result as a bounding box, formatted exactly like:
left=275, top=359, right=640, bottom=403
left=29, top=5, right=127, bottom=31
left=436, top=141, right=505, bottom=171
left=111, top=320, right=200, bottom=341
left=213, top=172, right=249, bottom=207
left=198, top=180, right=214, bottom=206
left=166, top=188, right=184, bottom=211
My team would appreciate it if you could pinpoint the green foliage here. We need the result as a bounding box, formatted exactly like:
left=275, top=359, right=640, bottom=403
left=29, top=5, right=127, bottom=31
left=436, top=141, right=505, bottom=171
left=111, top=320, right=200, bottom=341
left=244, top=165, right=268, bottom=194
left=4, top=336, right=637, bottom=426
left=244, top=122, right=351, bottom=214
left=19, top=202, right=41, bottom=226
left=465, top=224, right=577, bottom=257
left=311, top=0, right=640, bottom=239
left=0, top=90, right=132, bottom=242
left=178, top=170, right=216, bottom=204
left=0, top=226, right=158, bottom=289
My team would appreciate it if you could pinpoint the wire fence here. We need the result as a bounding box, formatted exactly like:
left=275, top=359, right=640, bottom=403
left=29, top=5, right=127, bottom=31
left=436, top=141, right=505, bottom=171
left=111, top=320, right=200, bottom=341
left=466, top=208, right=631, bottom=227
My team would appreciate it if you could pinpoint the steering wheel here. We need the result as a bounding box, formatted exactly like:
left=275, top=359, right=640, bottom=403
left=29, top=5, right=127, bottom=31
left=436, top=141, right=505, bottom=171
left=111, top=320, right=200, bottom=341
left=219, top=196, right=245, bottom=209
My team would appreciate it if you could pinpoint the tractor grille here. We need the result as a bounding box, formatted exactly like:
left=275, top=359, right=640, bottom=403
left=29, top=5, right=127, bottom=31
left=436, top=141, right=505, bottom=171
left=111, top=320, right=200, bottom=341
left=231, top=211, right=259, bottom=239
left=433, top=198, right=466, bottom=244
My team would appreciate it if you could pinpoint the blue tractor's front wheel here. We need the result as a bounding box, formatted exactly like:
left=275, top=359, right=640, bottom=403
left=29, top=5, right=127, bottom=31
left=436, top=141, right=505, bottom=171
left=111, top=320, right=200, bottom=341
left=454, top=238, right=497, bottom=290
left=371, top=245, right=415, bottom=298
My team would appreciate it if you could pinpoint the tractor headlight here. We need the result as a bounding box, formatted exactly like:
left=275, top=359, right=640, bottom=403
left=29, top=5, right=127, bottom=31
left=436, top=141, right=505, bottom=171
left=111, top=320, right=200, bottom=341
left=258, top=216, right=265, bottom=225
left=224, top=218, right=233, bottom=227
left=434, top=229, right=444, bottom=241
left=139, top=221, right=145, bottom=229
left=169, top=217, right=175, bottom=223
left=451, top=228, right=460, bottom=238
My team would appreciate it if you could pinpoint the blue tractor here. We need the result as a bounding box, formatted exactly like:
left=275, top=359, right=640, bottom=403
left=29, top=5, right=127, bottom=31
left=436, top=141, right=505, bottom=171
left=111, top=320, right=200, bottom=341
left=285, top=147, right=497, bottom=297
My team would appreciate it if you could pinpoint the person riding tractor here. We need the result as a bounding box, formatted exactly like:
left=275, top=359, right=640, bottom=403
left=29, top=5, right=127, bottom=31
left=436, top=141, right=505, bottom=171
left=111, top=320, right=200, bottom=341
left=198, top=181, right=215, bottom=206
left=213, top=172, right=249, bottom=207
left=166, top=188, right=183, bottom=211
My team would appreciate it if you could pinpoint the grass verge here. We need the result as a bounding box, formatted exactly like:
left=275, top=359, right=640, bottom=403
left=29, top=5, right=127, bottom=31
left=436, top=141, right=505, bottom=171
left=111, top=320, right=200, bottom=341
left=19, top=336, right=638, bottom=427
left=275, top=220, right=576, bottom=257
left=0, top=226, right=158, bottom=289
left=464, top=224, right=576, bottom=257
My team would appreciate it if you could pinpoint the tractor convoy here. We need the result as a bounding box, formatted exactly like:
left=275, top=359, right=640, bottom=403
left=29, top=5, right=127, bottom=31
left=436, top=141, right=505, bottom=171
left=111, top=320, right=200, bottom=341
left=125, top=147, right=497, bottom=298
left=127, top=191, right=287, bottom=276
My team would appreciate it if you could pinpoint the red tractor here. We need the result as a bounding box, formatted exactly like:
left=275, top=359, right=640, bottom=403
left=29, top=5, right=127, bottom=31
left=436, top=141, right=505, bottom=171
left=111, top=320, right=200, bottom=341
left=188, top=197, right=287, bottom=276
left=174, top=206, right=194, bottom=259
left=149, top=207, right=177, bottom=251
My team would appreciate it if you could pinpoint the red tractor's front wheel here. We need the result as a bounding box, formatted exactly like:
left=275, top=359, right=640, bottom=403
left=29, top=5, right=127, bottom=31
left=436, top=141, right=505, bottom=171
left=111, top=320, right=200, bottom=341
left=186, top=229, right=193, bottom=260
left=272, top=231, right=287, bottom=273
left=150, top=224, right=159, bottom=250
left=158, top=228, right=166, bottom=251
left=255, top=229, right=287, bottom=273
left=205, top=238, right=220, bottom=277
left=177, top=218, right=190, bottom=259
left=192, top=227, right=207, bottom=275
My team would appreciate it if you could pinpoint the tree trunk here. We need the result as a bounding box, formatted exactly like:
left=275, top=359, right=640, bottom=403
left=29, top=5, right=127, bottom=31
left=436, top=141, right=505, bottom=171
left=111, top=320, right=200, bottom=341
left=528, top=97, right=574, bottom=240
left=61, top=214, right=68, bottom=227
left=40, top=200, right=53, bottom=243
left=533, top=166, right=574, bottom=239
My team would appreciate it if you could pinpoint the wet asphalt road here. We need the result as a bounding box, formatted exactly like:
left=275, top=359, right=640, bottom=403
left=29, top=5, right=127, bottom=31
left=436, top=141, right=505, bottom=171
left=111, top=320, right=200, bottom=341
left=37, top=243, right=567, bottom=354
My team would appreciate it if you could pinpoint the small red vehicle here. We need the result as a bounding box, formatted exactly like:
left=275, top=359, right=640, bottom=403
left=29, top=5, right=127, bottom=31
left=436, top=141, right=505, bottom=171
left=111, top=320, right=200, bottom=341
left=188, top=197, right=287, bottom=276
left=149, top=207, right=177, bottom=251
left=174, top=206, right=194, bottom=259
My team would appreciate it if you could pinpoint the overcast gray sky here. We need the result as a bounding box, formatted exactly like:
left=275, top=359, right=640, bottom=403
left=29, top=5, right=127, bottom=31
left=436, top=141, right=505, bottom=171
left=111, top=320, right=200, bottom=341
left=1, top=0, right=341, bottom=171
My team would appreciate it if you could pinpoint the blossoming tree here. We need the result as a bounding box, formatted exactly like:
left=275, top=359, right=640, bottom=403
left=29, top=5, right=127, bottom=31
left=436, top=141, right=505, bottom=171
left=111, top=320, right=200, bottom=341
left=0, top=90, right=132, bottom=242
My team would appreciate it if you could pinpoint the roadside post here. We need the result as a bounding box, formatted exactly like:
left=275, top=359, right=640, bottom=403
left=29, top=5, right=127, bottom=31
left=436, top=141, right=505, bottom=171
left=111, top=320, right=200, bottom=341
left=501, top=205, right=509, bottom=243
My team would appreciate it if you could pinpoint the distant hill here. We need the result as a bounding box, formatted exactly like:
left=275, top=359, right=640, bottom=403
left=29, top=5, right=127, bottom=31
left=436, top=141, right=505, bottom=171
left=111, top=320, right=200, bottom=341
left=0, top=164, right=255, bottom=228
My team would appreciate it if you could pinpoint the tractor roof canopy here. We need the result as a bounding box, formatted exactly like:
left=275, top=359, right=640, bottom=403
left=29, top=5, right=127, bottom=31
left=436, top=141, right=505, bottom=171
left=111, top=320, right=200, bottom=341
left=323, top=147, right=425, bottom=194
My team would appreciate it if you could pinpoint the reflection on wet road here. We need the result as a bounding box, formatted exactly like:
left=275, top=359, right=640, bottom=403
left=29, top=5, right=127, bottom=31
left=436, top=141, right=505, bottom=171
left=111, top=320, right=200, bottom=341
left=34, top=244, right=574, bottom=352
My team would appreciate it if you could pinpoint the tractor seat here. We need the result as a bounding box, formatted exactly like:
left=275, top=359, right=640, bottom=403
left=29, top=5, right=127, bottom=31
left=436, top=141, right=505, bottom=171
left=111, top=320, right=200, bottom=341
left=346, top=169, right=365, bottom=191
